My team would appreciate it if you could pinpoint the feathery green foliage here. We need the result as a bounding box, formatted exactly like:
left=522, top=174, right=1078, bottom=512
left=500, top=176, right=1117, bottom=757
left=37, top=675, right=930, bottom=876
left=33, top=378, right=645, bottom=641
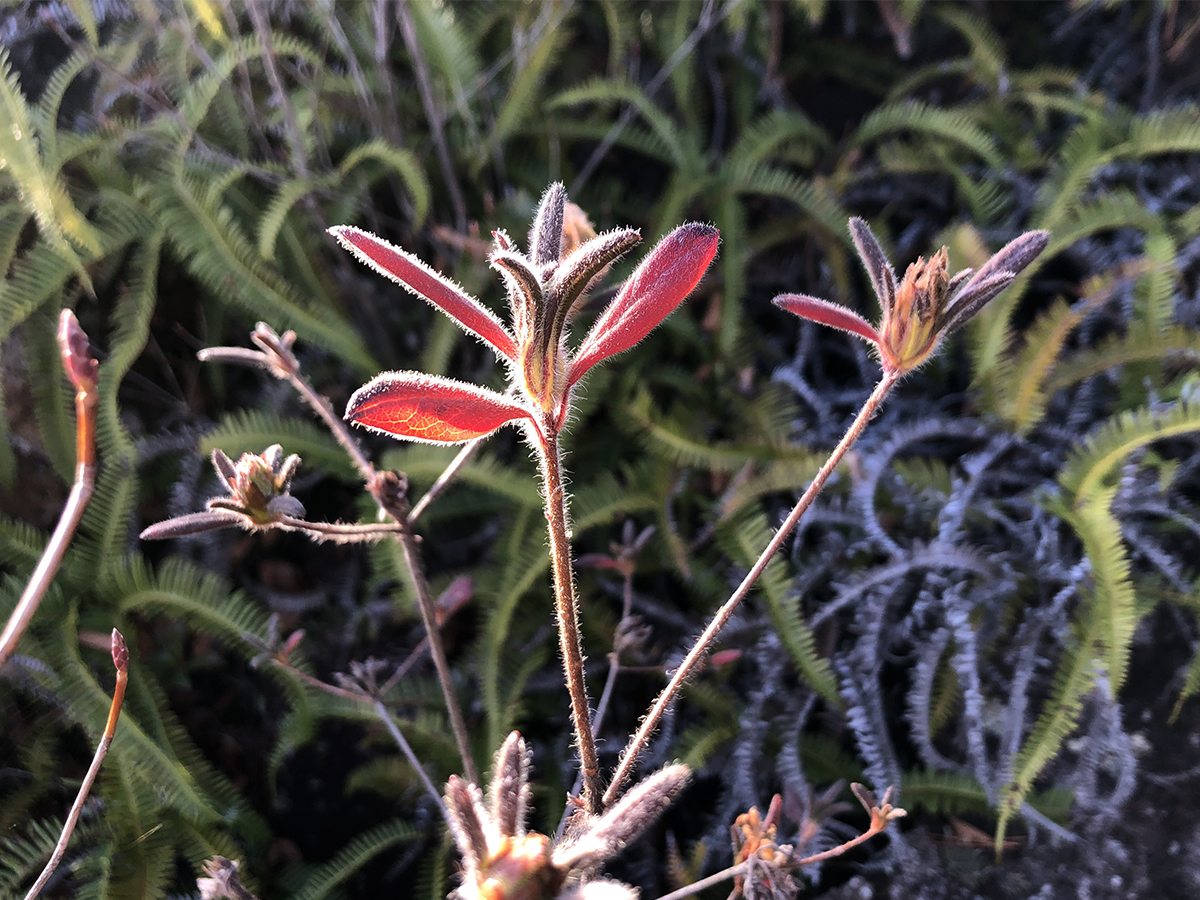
left=3, top=3, right=1199, bottom=896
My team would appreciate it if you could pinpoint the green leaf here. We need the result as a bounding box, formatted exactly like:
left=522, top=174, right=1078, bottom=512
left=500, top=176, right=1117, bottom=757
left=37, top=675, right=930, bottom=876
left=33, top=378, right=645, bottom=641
left=0, top=47, right=100, bottom=292
left=287, top=820, right=424, bottom=900
left=202, top=410, right=359, bottom=482
left=1059, top=403, right=1200, bottom=505
left=112, top=556, right=270, bottom=649
left=852, top=99, right=1003, bottom=169
left=337, top=139, right=430, bottom=226
left=995, top=603, right=1099, bottom=852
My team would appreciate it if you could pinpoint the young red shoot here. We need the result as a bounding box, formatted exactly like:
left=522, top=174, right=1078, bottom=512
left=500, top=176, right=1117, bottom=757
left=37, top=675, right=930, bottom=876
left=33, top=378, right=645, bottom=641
left=333, top=184, right=719, bottom=815
left=775, top=219, right=1049, bottom=377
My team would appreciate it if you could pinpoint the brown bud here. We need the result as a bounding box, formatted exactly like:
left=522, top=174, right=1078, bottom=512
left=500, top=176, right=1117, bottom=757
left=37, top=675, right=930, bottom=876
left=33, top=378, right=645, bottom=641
left=58, top=309, right=99, bottom=395
left=111, top=628, right=129, bottom=672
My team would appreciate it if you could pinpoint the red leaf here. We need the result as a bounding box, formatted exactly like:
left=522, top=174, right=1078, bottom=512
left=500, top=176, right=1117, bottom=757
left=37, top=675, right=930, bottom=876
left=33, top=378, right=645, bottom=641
left=330, top=226, right=517, bottom=361
left=569, top=223, right=719, bottom=386
left=772, top=294, right=880, bottom=345
left=345, top=372, right=532, bottom=444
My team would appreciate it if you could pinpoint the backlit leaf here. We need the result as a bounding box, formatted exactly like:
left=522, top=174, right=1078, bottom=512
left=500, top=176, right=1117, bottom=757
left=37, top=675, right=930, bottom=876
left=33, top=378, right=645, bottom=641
left=330, top=226, right=517, bottom=361
left=569, top=223, right=718, bottom=386
left=773, top=293, right=880, bottom=344
left=345, top=372, right=532, bottom=444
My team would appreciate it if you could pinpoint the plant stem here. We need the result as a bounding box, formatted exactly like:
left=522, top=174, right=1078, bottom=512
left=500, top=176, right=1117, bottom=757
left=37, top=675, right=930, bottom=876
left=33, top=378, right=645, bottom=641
left=0, top=337, right=97, bottom=669
left=395, top=523, right=480, bottom=784
left=557, top=557, right=637, bottom=838
left=603, top=372, right=900, bottom=806
left=284, top=370, right=375, bottom=479
left=793, top=823, right=885, bottom=866
left=279, top=359, right=479, bottom=784
left=653, top=863, right=749, bottom=900
left=649, top=823, right=889, bottom=900
left=278, top=517, right=408, bottom=541
left=538, top=426, right=601, bottom=815
left=373, top=700, right=449, bottom=818
left=24, top=630, right=127, bottom=900
left=407, top=438, right=482, bottom=524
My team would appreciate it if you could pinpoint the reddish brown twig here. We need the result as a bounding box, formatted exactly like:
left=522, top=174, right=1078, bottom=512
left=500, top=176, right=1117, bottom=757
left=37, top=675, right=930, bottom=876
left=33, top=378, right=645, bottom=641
left=0, top=311, right=98, bottom=668
left=23, top=630, right=128, bottom=900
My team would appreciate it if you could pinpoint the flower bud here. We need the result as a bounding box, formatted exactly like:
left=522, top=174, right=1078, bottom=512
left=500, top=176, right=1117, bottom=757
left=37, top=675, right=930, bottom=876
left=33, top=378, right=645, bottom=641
left=879, top=247, right=949, bottom=375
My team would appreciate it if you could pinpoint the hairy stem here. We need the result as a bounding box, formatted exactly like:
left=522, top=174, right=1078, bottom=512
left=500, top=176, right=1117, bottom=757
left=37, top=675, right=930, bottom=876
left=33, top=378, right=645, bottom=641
left=395, top=523, right=479, bottom=784
left=604, top=372, right=900, bottom=806
left=407, top=438, right=483, bottom=524
left=557, top=556, right=637, bottom=838
left=24, top=631, right=127, bottom=900
left=650, top=823, right=889, bottom=900
left=277, top=517, right=408, bottom=542
left=538, top=427, right=601, bottom=815
left=291, top=367, right=478, bottom=782
left=208, top=333, right=479, bottom=783
left=652, top=862, right=749, bottom=900
left=285, top=371, right=376, bottom=480
left=793, top=822, right=886, bottom=865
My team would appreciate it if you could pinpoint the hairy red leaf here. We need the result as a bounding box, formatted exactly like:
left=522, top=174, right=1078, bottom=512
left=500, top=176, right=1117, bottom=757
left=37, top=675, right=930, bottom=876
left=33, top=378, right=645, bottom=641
left=345, top=372, right=532, bottom=444
left=569, top=223, right=719, bottom=387
left=330, top=226, right=517, bottom=361
left=772, top=294, right=880, bottom=345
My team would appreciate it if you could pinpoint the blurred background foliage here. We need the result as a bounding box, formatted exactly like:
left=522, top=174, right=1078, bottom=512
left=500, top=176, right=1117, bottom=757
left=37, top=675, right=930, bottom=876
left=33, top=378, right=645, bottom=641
left=2, top=1, right=1200, bottom=898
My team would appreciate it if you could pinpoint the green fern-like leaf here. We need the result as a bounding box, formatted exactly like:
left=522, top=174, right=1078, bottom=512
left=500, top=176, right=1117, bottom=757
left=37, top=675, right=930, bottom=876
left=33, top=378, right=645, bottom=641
left=1172, top=580, right=1200, bottom=721
left=202, top=410, right=359, bottom=482
left=0, top=46, right=99, bottom=290
left=1122, top=105, right=1200, bottom=159
left=550, top=77, right=693, bottom=171
left=29, top=50, right=93, bottom=170
left=0, top=817, right=79, bottom=894
left=726, top=109, right=831, bottom=169
left=111, top=556, right=270, bottom=649
left=1063, top=487, right=1137, bottom=692
left=337, top=139, right=430, bottom=225
left=852, top=99, right=1003, bottom=169
left=972, top=192, right=1167, bottom=389
left=934, top=7, right=1007, bottom=90
left=172, top=33, right=324, bottom=147
left=1132, top=230, right=1177, bottom=338
left=256, top=177, right=317, bottom=262
left=622, top=391, right=818, bottom=473
left=484, top=8, right=574, bottom=167
left=1059, top=403, right=1200, bottom=504
left=0, top=196, right=151, bottom=347
left=572, top=469, right=656, bottom=532
left=150, top=173, right=376, bottom=371
left=1044, top=326, right=1200, bottom=395
left=715, top=457, right=824, bottom=524
left=475, top=508, right=545, bottom=746
left=380, top=445, right=541, bottom=508
left=901, top=770, right=993, bottom=818
left=999, top=297, right=1092, bottom=432
left=724, top=161, right=851, bottom=247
